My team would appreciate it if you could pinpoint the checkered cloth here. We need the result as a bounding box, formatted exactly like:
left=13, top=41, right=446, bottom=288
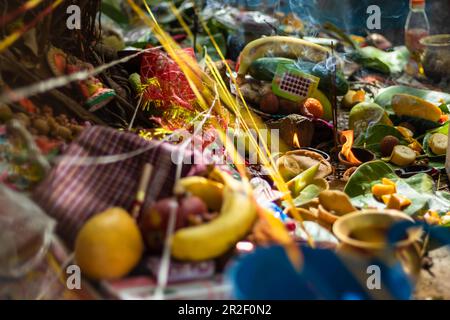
left=32, top=126, right=197, bottom=247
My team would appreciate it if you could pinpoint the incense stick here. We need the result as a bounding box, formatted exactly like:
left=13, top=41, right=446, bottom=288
left=128, top=0, right=314, bottom=249
left=131, top=163, right=153, bottom=220
left=330, top=45, right=340, bottom=179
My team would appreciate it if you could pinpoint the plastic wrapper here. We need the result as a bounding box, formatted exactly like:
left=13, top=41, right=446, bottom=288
left=0, top=186, right=97, bottom=299
left=0, top=184, right=55, bottom=279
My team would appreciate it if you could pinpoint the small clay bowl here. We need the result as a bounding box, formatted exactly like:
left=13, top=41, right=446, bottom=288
left=338, top=147, right=375, bottom=167
left=342, top=166, right=358, bottom=181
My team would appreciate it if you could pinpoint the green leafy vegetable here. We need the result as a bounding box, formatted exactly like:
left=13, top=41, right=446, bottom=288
left=323, top=23, right=408, bottom=75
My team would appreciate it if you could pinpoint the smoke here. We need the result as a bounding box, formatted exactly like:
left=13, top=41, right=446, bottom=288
left=289, top=0, right=320, bottom=37
left=325, top=55, right=338, bottom=73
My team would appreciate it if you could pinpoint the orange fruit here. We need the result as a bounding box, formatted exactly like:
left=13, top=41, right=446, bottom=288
left=303, top=98, right=324, bottom=118
left=75, top=207, right=144, bottom=280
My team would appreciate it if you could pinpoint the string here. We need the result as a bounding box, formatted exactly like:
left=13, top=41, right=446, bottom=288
left=152, top=86, right=218, bottom=300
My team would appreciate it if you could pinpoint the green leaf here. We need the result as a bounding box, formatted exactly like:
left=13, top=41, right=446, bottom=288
left=354, top=124, right=406, bottom=155
left=101, top=0, right=129, bottom=25
left=344, top=160, right=450, bottom=215
left=350, top=51, right=390, bottom=74
left=422, top=122, right=448, bottom=161
left=439, top=103, right=450, bottom=114
left=350, top=46, right=409, bottom=74
left=344, top=161, right=397, bottom=198
left=426, top=122, right=449, bottom=135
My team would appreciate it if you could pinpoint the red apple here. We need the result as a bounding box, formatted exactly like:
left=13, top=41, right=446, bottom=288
left=139, top=196, right=208, bottom=251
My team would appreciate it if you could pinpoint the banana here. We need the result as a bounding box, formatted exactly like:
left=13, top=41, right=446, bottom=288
left=390, top=145, right=416, bottom=166
left=175, top=176, right=224, bottom=212
left=237, top=36, right=331, bottom=78
left=171, top=171, right=257, bottom=261
left=429, top=133, right=448, bottom=155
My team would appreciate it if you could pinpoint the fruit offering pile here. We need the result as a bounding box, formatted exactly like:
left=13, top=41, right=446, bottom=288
left=2, top=0, right=450, bottom=301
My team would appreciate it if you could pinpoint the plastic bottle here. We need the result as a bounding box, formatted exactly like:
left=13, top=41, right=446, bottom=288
left=404, top=0, right=430, bottom=75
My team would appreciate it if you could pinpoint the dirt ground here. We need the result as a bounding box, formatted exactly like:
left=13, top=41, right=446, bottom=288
left=415, top=246, right=450, bottom=300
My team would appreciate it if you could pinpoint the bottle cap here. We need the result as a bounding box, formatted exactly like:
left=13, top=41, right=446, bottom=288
left=411, top=0, right=425, bottom=6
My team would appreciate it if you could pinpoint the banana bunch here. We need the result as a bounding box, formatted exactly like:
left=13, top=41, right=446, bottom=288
left=171, top=170, right=257, bottom=261
left=237, top=36, right=331, bottom=78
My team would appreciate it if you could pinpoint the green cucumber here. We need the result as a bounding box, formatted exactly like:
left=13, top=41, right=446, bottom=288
left=248, top=57, right=295, bottom=82
left=248, top=57, right=349, bottom=96
left=311, top=62, right=349, bottom=96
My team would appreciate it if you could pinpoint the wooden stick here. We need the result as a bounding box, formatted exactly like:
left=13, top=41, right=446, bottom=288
left=131, top=163, right=153, bottom=220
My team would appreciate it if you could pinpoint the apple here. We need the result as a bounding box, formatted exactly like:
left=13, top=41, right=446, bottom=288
left=139, top=196, right=208, bottom=251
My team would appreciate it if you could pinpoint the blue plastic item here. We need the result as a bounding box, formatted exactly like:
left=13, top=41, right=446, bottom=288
left=227, top=244, right=413, bottom=300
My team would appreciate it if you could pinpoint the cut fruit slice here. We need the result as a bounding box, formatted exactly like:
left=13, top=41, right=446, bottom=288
left=392, top=93, right=442, bottom=122
left=429, top=133, right=448, bottom=155
left=390, top=145, right=416, bottom=166
left=287, top=163, right=320, bottom=196
left=371, top=184, right=396, bottom=197
left=381, top=178, right=396, bottom=187
left=386, top=194, right=412, bottom=210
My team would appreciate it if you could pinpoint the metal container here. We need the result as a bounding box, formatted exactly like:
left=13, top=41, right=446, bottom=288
left=420, top=34, right=450, bottom=81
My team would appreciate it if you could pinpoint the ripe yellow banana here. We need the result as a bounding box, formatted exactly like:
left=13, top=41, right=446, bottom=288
left=175, top=176, right=224, bottom=212
left=171, top=171, right=257, bottom=261
left=237, top=36, right=331, bottom=78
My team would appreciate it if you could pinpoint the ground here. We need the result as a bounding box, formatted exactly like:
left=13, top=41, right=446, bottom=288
left=415, top=246, right=450, bottom=300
